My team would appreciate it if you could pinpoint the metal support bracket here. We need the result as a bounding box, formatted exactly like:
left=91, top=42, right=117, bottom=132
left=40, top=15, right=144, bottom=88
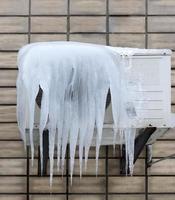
left=146, top=144, right=175, bottom=167
left=38, top=129, right=49, bottom=176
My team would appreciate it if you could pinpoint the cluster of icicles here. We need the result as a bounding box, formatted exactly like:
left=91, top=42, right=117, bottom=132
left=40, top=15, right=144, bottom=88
left=16, top=41, right=141, bottom=186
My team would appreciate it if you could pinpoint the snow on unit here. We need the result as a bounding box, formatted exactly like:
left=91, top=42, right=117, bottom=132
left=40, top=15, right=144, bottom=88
left=16, top=41, right=140, bottom=185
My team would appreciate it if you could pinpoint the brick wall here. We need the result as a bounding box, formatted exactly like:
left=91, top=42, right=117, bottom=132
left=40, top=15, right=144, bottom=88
left=0, top=0, right=175, bottom=200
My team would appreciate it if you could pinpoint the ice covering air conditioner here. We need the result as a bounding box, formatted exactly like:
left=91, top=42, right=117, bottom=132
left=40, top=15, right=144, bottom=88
left=16, top=41, right=174, bottom=185
left=25, top=45, right=172, bottom=145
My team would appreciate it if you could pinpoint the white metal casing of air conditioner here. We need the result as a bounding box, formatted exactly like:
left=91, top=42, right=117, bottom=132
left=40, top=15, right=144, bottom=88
left=104, top=53, right=172, bottom=128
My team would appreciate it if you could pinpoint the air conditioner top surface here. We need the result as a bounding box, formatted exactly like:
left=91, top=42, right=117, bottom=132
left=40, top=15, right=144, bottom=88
left=107, top=46, right=172, bottom=56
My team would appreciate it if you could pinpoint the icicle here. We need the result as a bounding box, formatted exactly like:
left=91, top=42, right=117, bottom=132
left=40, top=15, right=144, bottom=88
left=118, top=129, right=124, bottom=157
left=84, top=61, right=96, bottom=171
left=56, top=65, right=67, bottom=172
left=61, top=74, right=74, bottom=174
left=84, top=98, right=96, bottom=172
left=69, top=67, right=80, bottom=184
left=124, top=130, right=128, bottom=175
left=108, top=56, right=122, bottom=149
left=56, top=97, right=64, bottom=172
left=16, top=76, right=27, bottom=148
left=78, top=67, right=88, bottom=177
left=123, top=128, right=136, bottom=175
left=128, top=129, right=136, bottom=175
left=48, top=91, right=57, bottom=186
left=56, top=98, right=64, bottom=173
left=95, top=62, right=110, bottom=175
left=48, top=126, right=56, bottom=187
left=27, top=82, right=39, bottom=165
left=95, top=87, right=109, bottom=175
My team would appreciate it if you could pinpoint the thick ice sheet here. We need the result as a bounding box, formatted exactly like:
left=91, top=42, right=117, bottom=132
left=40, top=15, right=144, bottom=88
left=17, top=41, right=145, bottom=185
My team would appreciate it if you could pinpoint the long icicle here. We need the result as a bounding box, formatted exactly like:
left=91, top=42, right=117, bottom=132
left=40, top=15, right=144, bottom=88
left=95, top=64, right=109, bottom=175
left=56, top=64, right=67, bottom=172
left=78, top=70, right=88, bottom=177
left=69, top=67, right=80, bottom=184
left=28, top=83, right=39, bottom=165
left=48, top=90, right=57, bottom=187
left=16, top=76, right=27, bottom=148
left=84, top=62, right=96, bottom=171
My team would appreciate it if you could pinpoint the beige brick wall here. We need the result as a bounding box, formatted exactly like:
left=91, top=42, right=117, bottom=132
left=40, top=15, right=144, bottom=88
left=0, top=0, right=175, bottom=199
